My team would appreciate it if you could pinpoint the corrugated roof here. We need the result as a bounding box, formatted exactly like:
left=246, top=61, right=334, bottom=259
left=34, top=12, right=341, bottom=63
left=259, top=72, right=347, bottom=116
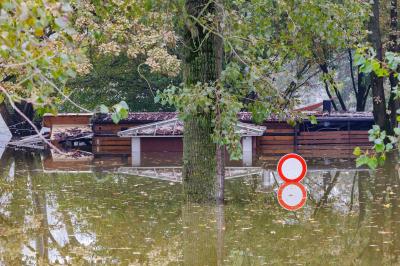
left=93, top=111, right=374, bottom=124
left=118, top=118, right=266, bottom=137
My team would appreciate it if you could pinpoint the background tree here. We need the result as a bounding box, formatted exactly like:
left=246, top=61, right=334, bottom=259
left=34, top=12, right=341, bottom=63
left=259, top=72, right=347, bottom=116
left=61, top=52, right=180, bottom=112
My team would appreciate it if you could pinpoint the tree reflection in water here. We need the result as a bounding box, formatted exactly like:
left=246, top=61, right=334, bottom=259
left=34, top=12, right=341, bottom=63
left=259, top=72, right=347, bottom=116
left=1, top=149, right=400, bottom=264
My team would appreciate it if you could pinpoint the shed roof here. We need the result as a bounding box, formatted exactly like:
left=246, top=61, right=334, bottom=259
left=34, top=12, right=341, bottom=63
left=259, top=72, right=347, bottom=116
left=118, top=118, right=266, bottom=137
left=93, top=111, right=374, bottom=124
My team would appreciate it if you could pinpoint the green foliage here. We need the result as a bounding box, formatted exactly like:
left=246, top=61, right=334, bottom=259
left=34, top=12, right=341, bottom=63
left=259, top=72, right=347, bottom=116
left=354, top=125, right=399, bottom=169
left=0, top=0, right=86, bottom=114
left=354, top=47, right=400, bottom=169
left=62, top=53, right=179, bottom=112
left=157, top=82, right=243, bottom=160
left=0, top=0, right=373, bottom=159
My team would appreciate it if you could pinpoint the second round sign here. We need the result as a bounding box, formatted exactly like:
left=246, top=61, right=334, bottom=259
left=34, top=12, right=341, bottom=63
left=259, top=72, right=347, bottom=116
left=277, top=182, right=307, bottom=211
left=277, top=153, right=307, bottom=182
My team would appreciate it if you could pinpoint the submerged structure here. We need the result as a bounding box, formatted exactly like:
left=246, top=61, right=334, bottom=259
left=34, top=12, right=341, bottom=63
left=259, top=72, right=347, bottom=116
left=41, top=109, right=374, bottom=166
left=117, top=118, right=265, bottom=166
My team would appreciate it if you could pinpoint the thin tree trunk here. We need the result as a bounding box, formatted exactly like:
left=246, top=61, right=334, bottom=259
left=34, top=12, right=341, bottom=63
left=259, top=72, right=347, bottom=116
left=320, top=63, right=347, bottom=111
left=356, top=72, right=370, bottom=111
left=348, top=49, right=358, bottom=97
left=183, top=0, right=224, bottom=202
left=349, top=49, right=369, bottom=112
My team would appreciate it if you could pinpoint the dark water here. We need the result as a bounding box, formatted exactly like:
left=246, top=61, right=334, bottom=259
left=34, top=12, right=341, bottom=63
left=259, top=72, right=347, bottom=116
left=0, top=149, right=399, bottom=265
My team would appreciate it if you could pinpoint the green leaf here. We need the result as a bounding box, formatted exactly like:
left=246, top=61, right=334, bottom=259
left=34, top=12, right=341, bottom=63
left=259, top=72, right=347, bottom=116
left=356, top=155, right=369, bottom=168
left=367, top=157, right=378, bottom=170
left=386, top=143, right=393, bottom=151
left=118, top=107, right=128, bottom=119
left=353, top=146, right=361, bottom=156
left=111, top=112, right=121, bottom=124
left=99, top=104, right=109, bottom=114
left=374, top=143, right=385, bottom=153
left=360, top=60, right=373, bottom=74
left=118, top=100, right=129, bottom=110
left=309, top=115, right=317, bottom=125
left=354, top=53, right=366, bottom=66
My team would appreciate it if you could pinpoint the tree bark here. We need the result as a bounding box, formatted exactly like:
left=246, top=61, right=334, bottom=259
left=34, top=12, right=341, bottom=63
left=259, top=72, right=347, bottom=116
left=370, top=0, right=391, bottom=131
left=183, top=0, right=224, bottom=202
left=388, top=0, right=399, bottom=129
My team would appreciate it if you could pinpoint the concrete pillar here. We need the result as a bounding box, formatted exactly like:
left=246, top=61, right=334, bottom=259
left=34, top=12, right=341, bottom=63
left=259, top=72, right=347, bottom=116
left=131, top=137, right=141, bottom=166
left=242, top=136, right=253, bottom=166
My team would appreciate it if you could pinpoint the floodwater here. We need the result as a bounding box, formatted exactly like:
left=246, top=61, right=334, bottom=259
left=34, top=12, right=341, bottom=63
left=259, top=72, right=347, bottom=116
left=0, top=149, right=400, bottom=265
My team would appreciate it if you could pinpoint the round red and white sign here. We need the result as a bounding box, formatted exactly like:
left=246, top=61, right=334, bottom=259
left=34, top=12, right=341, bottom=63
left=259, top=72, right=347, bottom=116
left=277, top=182, right=307, bottom=211
left=277, top=153, right=307, bottom=182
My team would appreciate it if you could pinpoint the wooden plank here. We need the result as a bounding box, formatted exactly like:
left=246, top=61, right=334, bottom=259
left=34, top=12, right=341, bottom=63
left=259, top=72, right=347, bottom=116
left=298, top=139, right=369, bottom=145
left=93, top=139, right=131, bottom=146
left=259, top=140, right=294, bottom=145
left=300, top=130, right=368, bottom=135
left=93, top=146, right=131, bottom=152
left=260, top=146, right=294, bottom=150
left=93, top=136, right=131, bottom=141
left=93, top=150, right=131, bottom=155
left=258, top=136, right=294, bottom=141
left=297, top=150, right=352, bottom=155
left=43, top=114, right=92, bottom=127
left=261, top=149, right=295, bottom=154
left=298, top=135, right=349, bottom=140
left=297, top=145, right=371, bottom=151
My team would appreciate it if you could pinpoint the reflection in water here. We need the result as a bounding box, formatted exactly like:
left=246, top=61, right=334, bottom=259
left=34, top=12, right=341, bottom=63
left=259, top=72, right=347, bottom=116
left=0, top=149, right=400, bottom=264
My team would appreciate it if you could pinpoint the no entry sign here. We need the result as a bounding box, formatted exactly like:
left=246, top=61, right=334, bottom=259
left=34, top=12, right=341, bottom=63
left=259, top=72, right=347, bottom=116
left=276, top=153, right=308, bottom=211
left=277, top=182, right=307, bottom=211
left=277, top=153, right=307, bottom=182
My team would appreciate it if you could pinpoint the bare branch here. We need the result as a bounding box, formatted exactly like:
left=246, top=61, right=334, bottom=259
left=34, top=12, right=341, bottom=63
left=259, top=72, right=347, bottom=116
left=0, top=85, right=65, bottom=154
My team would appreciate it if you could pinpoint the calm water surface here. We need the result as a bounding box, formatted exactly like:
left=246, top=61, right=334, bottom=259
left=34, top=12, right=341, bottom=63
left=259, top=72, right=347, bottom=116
left=0, top=149, right=399, bottom=265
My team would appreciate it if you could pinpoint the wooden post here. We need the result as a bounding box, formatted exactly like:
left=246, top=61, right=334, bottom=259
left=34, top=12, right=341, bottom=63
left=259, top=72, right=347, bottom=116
left=347, top=120, right=351, bottom=157
left=294, top=124, right=298, bottom=153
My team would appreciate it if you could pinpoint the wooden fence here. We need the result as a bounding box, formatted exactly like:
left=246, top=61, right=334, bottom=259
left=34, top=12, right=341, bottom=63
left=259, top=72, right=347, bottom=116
left=258, top=123, right=371, bottom=161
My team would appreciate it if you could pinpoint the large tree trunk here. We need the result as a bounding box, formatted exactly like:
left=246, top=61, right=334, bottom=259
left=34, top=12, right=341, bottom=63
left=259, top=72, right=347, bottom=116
left=388, top=0, right=399, bottom=129
left=370, top=0, right=391, bottom=131
left=183, top=0, right=224, bottom=202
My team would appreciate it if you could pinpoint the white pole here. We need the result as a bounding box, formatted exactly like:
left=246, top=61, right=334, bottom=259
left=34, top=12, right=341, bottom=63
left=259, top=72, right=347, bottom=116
left=131, top=137, right=141, bottom=166
left=242, top=136, right=252, bottom=166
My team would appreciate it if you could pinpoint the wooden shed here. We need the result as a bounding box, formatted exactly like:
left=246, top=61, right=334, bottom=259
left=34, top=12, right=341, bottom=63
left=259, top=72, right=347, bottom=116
left=117, top=118, right=266, bottom=166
